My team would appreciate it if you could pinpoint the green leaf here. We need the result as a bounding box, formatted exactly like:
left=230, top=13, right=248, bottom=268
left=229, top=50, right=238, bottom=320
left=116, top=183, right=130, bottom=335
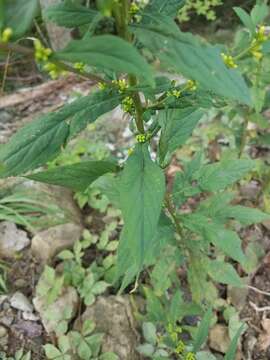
left=91, top=281, right=109, bottom=295
left=5, top=0, right=40, bottom=38
left=251, top=3, right=269, bottom=26
left=54, top=35, right=154, bottom=85
left=118, top=144, right=165, bottom=270
left=43, top=344, right=62, bottom=359
left=0, top=89, right=121, bottom=177
left=233, top=7, right=255, bottom=34
left=145, top=0, right=185, bottom=17
left=224, top=324, right=245, bottom=360
left=137, top=344, right=155, bottom=357
left=193, top=308, right=212, bottom=353
left=207, top=260, right=243, bottom=287
left=220, top=205, right=270, bottom=226
left=197, top=352, right=217, bottom=360
left=131, top=16, right=251, bottom=105
left=58, top=335, right=70, bottom=353
left=99, top=353, right=119, bottom=360
left=142, top=322, right=157, bottom=345
left=158, top=108, right=203, bottom=166
left=44, top=1, right=101, bottom=28
left=205, top=225, right=246, bottom=264
left=196, top=159, right=254, bottom=192
left=27, top=160, right=117, bottom=192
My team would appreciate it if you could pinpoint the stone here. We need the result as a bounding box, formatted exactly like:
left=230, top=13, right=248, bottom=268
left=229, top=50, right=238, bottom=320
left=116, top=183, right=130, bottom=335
left=75, top=296, right=140, bottom=360
left=31, top=223, right=82, bottom=263
left=209, top=324, right=231, bottom=354
left=0, top=221, right=30, bottom=258
left=10, top=292, right=34, bottom=313
left=33, top=286, right=79, bottom=333
left=0, top=325, right=8, bottom=349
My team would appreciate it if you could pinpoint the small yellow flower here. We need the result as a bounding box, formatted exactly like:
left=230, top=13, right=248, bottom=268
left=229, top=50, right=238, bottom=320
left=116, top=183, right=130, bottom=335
left=256, top=25, right=268, bottom=42
left=112, top=79, right=128, bottom=93
left=43, top=62, right=66, bottom=79
left=74, top=62, right=86, bottom=72
left=127, top=147, right=134, bottom=156
left=34, top=39, right=52, bottom=62
left=221, top=53, right=238, bottom=69
left=186, top=79, right=198, bottom=90
left=185, top=352, right=196, bottom=360
left=122, top=96, right=134, bottom=113
left=1, top=27, right=13, bottom=43
left=136, top=134, right=146, bottom=143
left=98, top=82, right=107, bottom=90
left=130, top=2, right=140, bottom=15
left=175, top=340, right=185, bottom=354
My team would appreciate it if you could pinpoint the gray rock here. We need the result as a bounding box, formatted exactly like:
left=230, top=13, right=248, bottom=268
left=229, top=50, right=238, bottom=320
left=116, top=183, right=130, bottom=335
left=209, top=324, right=231, bottom=354
left=33, top=286, right=79, bottom=333
left=0, top=325, right=8, bottom=349
left=31, top=223, right=82, bottom=263
left=0, top=221, right=30, bottom=258
left=75, top=296, right=140, bottom=360
left=10, top=292, right=34, bottom=313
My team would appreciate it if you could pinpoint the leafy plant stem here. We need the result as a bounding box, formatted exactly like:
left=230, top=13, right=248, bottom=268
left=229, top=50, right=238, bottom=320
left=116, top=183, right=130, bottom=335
left=0, top=41, right=110, bottom=84
left=239, top=116, right=248, bottom=158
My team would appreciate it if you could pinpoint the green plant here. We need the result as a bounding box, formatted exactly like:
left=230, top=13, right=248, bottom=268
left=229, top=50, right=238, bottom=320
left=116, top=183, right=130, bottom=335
left=0, top=349, right=31, bottom=360
left=1, top=1, right=270, bottom=358
left=178, top=0, right=223, bottom=22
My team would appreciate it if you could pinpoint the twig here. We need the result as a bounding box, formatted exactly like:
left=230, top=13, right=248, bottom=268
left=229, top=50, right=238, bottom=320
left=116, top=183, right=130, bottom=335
left=1, top=51, right=11, bottom=94
left=249, top=301, right=270, bottom=313
left=247, top=285, right=270, bottom=298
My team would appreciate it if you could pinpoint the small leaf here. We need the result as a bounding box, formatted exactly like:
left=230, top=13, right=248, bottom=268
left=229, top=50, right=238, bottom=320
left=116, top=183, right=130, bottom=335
left=54, top=35, right=154, bottom=85
left=233, top=7, right=255, bottom=34
left=207, top=260, right=243, bottom=288
left=193, top=308, right=212, bottom=352
left=57, top=250, right=74, bottom=260
left=58, top=335, right=70, bottom=353
left=224, top=324, right=245, bottom=360
left=43, top=344, right=62, bottom=359
left=136, top=343, right=155, bottom=356
left=144, top=0, right=185, bottom=17
left=142, top=322, right=157, bottom=345
left=91, top=281, right=109, bottom=295
left=44, top=1, right=100, bottom=27
left=158, top=108, right=203, bottom=166
left=251, top=3, right=269, bottom=26
left=196, top=159, right=254, bottom=192
left=27, top=160, right=117, bottom=192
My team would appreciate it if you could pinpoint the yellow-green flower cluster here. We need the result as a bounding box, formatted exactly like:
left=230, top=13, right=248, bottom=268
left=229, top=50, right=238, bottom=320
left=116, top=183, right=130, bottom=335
left=136, top=133, right=147, bottom=143
left=112, top=78, right=129, bottom=93
left=129, top=2, right=140, bottom=16
left=43, top=62, right=67, bottom=80
left=34, top=39, right=52, bottom=62
left=167, top=89, right=181, bottom=98
left=122, top=96, right=134, bottom=113
left=175, top=340, right=185, bottom=354
left=98, top=82, right=107, bottom=90
left=185, top=352, right=196, bottom=360
left=74, top=62, right=86, bottom=72
left=250, top=25, right=269, bottom=61
left=186, top=79, right=197, bottom=91
left=0, top=27, right=13, bottom=43
left=221, top=53, right=238, bottom=69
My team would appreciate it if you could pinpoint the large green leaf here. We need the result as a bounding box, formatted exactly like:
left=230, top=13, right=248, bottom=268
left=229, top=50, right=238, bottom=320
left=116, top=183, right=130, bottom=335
left=44, top=1, right=100, bottom=28
left=224, top=324, right=245, bottom=360
left=0, top=89, right=121, bottom=177
left=145, top=0, right=185, bottom=17
left=27, top=160, right=117, bottom=191
left=221, top=205, right=270, bottom=226
left=207, top=260, right=243, bottom=287
left=193, top=308, right=212, bottom=353
left=196, top=159, right=254, bottom=192
left=131, top=16, right=251, bottom=105
left=118, top=144, right=165, bottom=270
left=158, top=108, right=203, bottom=166
left=54, top=35, right=154, bottom=85
left=5, top=0, right=40, bottom=38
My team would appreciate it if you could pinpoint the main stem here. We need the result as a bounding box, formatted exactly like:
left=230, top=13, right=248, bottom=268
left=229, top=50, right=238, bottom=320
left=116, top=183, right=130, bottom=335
left=116, top=0, right=145, bottom=134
